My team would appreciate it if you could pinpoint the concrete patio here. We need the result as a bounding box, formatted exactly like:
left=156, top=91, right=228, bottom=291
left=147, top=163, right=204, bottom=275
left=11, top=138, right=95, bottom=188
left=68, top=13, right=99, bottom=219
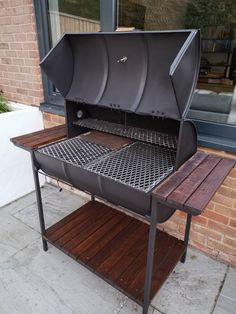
left=0, top=184, right=235, bottom=314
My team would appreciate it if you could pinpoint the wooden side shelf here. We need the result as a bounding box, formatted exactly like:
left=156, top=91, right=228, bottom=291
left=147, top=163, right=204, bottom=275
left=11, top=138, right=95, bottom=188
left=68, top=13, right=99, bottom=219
left=11, top=124, right=66, bottom=151
left=45, top=201, right=185, bottom=304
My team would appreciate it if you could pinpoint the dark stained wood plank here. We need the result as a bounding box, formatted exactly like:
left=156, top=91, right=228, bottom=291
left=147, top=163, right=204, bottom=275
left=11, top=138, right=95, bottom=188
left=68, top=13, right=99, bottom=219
left=46, top=201, right=95, bottom=237
left=103, top=229, right=149, bottom=283
left=87, top=220, right=141, bottom=270
left=123, top=231, right=176, bottom=299
left=152, top=152, right=208, bottom=201
left=185, top=158, right=235, bottom=214
left=139, top=240, right=185, bottom=302
left=45, top=200, right=185, bottom=305
left=68, top=213, right=128, bottom=257
left=96, top=223, right=148, bottom=277
left=167, top=155, right=221, bottom=207
left=11, top=124, right=65, bottom=143
left=78, top=215, right=133, bottom=262
left=80, top=131, right=132, bottom=150
left=11, top=124, right=66, bottom=150
left=47, top=202, right=108, bottom=242
left=16, top=125, right=66, bottom=145
left=61, top=210, right=119, bottom=250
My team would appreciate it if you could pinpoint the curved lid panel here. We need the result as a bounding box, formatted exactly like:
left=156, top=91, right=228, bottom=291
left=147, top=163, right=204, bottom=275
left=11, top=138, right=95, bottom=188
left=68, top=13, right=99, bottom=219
left=40, top=30, right=200, bottom=120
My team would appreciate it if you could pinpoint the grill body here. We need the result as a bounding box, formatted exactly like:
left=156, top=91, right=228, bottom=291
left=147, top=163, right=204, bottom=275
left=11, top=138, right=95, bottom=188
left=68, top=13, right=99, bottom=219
left=35, top=30, right=200, bottom=221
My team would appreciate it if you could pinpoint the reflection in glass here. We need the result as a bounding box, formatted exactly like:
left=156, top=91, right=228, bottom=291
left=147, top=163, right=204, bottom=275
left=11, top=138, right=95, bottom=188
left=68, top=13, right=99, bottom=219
left=118, top=0, right=236, bottom=125
left=48, top=0, right=100, bottom=46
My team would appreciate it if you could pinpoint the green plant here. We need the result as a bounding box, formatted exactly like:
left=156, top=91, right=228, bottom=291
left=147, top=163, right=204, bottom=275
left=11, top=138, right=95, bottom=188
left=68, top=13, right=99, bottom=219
left=0, top=90, right=10, bottom=114
left=185, top=0, right=236, bottom=38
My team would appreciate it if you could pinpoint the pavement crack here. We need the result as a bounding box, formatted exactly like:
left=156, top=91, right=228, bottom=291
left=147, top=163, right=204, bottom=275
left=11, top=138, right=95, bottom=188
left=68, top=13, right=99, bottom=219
left=210, top=264, right=229, bottom=314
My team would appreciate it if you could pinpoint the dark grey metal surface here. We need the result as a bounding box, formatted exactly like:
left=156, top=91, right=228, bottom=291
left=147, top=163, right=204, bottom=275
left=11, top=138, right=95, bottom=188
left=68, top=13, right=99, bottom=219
left=75, top=118, right=177, bottom=150
left=87, top=142, right=175, bottom=193
left=40, top=30, right=200, bottom=120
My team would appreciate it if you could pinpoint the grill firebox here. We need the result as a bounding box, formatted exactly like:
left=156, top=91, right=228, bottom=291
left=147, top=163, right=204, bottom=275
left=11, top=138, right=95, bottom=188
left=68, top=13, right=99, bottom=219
left=35, top=30, right=200, bottom=220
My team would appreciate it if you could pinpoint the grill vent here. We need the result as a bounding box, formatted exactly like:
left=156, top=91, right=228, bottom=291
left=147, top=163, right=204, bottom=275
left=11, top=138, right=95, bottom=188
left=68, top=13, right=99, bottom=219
left=75, top=118, right=177, bottom=150
left=87, top=142, right=175, bottom=192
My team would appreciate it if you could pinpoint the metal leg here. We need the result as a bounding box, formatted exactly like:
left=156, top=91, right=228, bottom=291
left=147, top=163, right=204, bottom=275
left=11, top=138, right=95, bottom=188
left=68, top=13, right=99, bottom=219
left=91, top=194, right=95, bottom=202
left=31, top=152, right=48, bottom=251
left=181, top=213, right=192, bottom=263
left=143, top=200, right=158, bottom=314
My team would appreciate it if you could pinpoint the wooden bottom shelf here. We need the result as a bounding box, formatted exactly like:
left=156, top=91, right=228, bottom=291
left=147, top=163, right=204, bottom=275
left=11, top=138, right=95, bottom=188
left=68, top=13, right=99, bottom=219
left=45, top=201, right=185, bottom=304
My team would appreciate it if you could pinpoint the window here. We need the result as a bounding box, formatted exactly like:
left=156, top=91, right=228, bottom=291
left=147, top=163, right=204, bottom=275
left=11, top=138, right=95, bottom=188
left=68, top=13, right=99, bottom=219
left=34, top=0, right=116, bottom=114
left=118, top=0, right=236, bottom=152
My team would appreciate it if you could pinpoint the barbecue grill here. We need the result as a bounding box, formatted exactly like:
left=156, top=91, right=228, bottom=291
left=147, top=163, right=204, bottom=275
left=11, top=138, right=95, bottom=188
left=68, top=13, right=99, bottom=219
left=19, top=30, right=201, bottom=313
left=36, top=30, right=200, bottom=222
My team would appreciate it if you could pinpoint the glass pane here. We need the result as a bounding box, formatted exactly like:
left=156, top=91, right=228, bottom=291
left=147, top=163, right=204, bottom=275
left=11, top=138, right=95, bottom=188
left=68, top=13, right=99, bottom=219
left=118, top=0, right=236, bottom=126
left=48, top=0, right=100, bottom=46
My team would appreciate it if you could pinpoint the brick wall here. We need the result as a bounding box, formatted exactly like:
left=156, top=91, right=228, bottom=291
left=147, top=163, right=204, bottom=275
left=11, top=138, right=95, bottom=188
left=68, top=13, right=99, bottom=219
left=44, top=112, right=236, bottom=267
left=0, top=0, right=43, bottom=106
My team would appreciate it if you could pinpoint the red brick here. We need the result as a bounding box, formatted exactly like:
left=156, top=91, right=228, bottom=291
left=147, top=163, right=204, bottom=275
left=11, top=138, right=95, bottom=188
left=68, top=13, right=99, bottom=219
left=202, top=210, right=229, bottom=225
left=228, top=168, right=236, bottom=179
left=208, top=220, right=236, bottom=237
left=190, top=230, right=206, bottom=244
left=193, top=224, right=222, bottom=241
left=12, top=58, right=24, bottom=66
left=223, top=236, right=236, bottom=248
left=211, top=193, right=234, bottom=208
left=214, top=204, right=236, bottom=219
left=192, top=215, right=208, bottom=226
left=229, top=219, right=236, bottom=228
left=207, top=239, right=236, bottom=256
left=28, top=50, right=38, bottom=59
left=0, top=42, right=9, bottom=49
left=223, top=177, right=236, bottom=189
left=1, top=57, right=11, bottom=64
left=218, top=186, right=236, bottom=199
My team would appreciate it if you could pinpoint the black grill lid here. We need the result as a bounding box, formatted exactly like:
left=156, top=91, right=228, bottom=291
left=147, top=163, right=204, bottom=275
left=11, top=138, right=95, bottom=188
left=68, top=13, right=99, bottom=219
left=40, top=30, right=200, bottom=120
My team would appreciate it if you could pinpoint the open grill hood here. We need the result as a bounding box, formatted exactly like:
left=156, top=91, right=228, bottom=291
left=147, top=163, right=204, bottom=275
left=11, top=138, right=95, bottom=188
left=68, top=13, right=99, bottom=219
left=40, top=30, right=200, bottom=120
left=37, top=30, right=200, bottom=221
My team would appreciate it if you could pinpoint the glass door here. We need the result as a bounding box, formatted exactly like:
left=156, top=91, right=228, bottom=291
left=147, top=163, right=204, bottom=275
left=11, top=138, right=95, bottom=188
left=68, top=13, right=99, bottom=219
left=48, top=0, right=100, bottom=46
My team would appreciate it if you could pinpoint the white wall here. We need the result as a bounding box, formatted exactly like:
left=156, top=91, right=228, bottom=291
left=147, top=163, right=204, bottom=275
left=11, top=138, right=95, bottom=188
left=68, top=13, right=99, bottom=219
left=0, top=103, right=44, bottom=207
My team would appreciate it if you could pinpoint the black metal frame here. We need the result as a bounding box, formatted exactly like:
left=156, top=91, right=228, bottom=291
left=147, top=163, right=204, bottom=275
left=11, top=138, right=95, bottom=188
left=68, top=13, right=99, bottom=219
left=142, top=199, right=192, bottom=314
left=31, top=151, right=192, bottom=314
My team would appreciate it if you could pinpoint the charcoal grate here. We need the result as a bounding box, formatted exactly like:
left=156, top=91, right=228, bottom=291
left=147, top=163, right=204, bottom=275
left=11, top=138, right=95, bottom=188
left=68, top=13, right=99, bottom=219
left=86, top=142, right=175, bottom=193
left=38, top=137, right=112, bottom=166
left=75, top=118, right=177, bottom=150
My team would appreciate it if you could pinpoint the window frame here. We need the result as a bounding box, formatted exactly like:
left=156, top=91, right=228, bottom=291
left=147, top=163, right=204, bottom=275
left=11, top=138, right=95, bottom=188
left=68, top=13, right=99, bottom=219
left=33, top=0, right=236, bottom=153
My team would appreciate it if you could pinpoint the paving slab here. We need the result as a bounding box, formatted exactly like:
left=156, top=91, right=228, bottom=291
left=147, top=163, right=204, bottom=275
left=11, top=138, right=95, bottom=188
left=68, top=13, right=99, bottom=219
left=1, top=184, right=55, bottom=215
left=151, top=248, right=227, bottom=314
left=116, top=298, right=156, bottom=314
left=213, top=267, right=236, bottom=314
left=0, top=239, right=130, bottom=314
left=0, top=211, right=39, bottom=263
left=12, top=187, right=87, bottom=232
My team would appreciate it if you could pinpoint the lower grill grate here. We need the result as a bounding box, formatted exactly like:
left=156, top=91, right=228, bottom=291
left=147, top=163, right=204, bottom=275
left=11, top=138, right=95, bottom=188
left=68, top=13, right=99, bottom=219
left=38, top=137, right=112, bottom=166
left=75, top=118, right=177, bottom=150
left=87, top=142, right=175, bottom=193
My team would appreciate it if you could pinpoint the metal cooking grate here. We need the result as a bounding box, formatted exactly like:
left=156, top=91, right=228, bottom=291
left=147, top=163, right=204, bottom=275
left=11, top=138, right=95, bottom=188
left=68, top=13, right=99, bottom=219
left=38, top=137, right=112, bottom=166
left=86, top=142, right=175, bottom=193
left=75, top=118, right=177, bottom=150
